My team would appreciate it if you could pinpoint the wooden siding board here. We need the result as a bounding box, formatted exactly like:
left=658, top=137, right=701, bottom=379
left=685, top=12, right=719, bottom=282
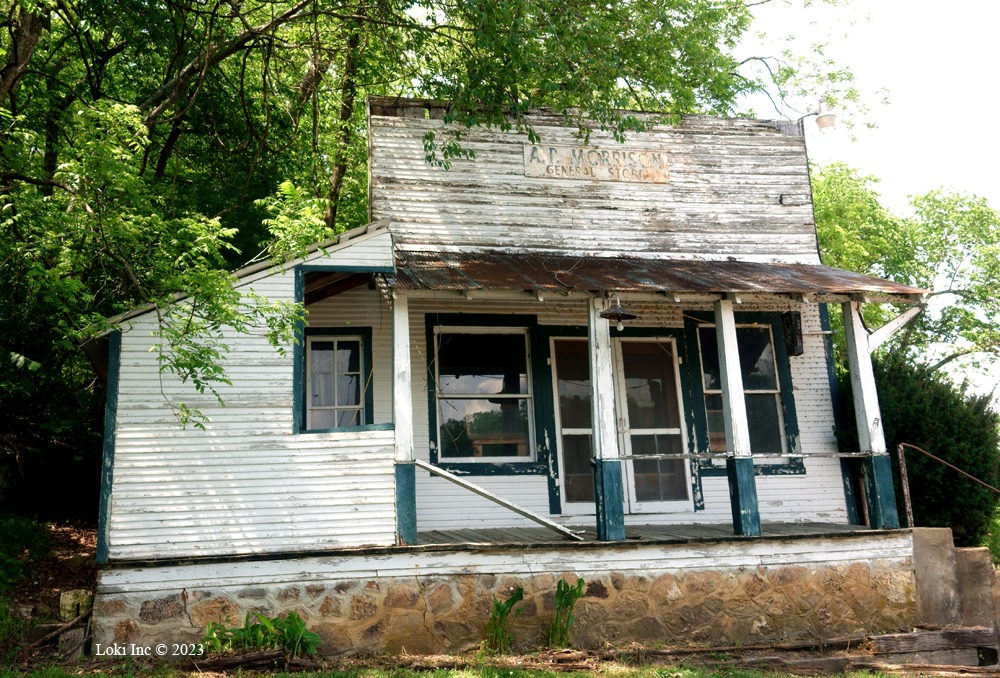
left=370, top=112, right=820, bottom=261
left=109, top=249, right=398, bottom=561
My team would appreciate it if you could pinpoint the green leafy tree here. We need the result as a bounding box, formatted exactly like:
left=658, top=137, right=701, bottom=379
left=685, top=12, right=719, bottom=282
left=0, top=0, right=872, bottom=513
left=837, top=358, right=1000, bottom=546
left=813, top=162, right=1000, bottom=376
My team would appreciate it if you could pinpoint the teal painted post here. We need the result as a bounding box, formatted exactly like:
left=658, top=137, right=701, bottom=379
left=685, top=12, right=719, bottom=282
left=842, top=301, right=899, bottom=530
left=587, top=297, right=625, bottom=541
left=714, top=299, right=762, bottom=537
left=97, top=330, right=122, bottom=564
left=726, top=457, right=761, bottom=535
left=863, top=454, right=900, bottom=529
left=593, top=460, right=626, bottom=541
left=395, top=463, right=417, bottom=544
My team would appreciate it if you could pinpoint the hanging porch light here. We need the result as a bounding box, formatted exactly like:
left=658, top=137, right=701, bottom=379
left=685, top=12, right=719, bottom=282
left=599, top=294, right=638, bottom=331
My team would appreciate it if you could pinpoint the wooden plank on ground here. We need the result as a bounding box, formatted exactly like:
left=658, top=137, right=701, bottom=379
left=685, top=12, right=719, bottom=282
left=871, top=628, right=998, bottom=654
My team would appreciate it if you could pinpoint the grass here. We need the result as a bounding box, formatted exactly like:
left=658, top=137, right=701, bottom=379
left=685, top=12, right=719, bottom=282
left=0, top=664, right=895, bottom=678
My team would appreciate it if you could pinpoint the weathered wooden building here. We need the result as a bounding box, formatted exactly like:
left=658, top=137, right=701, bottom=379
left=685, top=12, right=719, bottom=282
left=92, top=97, right=935, bottom=654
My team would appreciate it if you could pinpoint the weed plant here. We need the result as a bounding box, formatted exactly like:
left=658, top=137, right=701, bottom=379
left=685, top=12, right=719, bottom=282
left=484, top=588, right=523, bottom=654
left=546, top=578, right=584, bottom=648
left=202, top=611, right=321, bottom=657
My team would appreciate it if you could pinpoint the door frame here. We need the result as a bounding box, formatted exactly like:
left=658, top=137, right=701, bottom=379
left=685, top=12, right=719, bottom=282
left=550, top=335, right=694, bottom=516
left=613, top=336, right=694, bottom=514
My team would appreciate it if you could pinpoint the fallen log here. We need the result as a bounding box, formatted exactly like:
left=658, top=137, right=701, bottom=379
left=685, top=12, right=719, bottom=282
left=871, top=628, right=998, bottom=654
left=851, top=662, right=1000, bottom=674
left=593, top=635, right=867, bottom=657
left=187, top=649, right=284, bottom=671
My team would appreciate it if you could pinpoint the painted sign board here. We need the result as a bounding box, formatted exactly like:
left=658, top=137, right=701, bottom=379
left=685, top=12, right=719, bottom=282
left=523, top=144, right=669, bottom=183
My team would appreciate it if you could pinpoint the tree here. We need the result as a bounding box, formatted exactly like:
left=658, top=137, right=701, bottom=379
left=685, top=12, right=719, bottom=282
left=812, top=162, right=1000, bottom=378
left=837, top=357, right=1000, bottom=547
left=0, top=0, right=868, bottom=513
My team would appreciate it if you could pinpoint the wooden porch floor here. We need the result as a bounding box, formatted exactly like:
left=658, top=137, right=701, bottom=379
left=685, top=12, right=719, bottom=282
left=417, top=521, right=871, bottom=547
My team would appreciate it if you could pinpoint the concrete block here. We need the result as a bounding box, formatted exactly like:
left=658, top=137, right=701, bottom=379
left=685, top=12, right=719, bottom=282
left=912, top=528, right=961, bottom=626
left=60, top=589, right=94, bottom=621
left=955, top=547, right=997, bottom=628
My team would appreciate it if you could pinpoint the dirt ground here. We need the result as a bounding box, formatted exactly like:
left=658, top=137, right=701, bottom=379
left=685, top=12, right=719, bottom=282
left=11, top=521, right=97, bottom=618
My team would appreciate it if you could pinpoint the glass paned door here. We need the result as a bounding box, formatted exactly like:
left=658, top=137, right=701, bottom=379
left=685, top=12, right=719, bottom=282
left=614, top=339, right=692, bottom=513
left=551, top=336, right=691, bottom=515
left=551, top=339, right=595, bottom=513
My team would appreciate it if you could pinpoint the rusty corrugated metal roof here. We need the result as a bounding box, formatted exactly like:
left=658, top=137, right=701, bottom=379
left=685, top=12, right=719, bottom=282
left=393, top=250, right=925, bottom=296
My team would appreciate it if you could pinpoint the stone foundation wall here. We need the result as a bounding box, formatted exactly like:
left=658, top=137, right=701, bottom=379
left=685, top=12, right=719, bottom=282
left=94, top=558, right=915, bottom=655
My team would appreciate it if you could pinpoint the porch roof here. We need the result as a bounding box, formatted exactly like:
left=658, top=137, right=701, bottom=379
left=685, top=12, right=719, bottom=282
left=391, top=250, right=926, bottom=299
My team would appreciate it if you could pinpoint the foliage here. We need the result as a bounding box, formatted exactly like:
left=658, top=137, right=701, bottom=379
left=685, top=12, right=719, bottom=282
left=0, top=514, right=49, bottom=588
left=546, top=578, right=585, bottom=648
left=0, top=0, right=875, bottom=513
left=836, top=357, right=1000, bottom=547
left=0, top=597, right=31, bottom=665
left=484, top=587, right=523, bottom=654
left=813, top=162, right=1000, bottom=376
left=202, top=611, right=321, bottom=657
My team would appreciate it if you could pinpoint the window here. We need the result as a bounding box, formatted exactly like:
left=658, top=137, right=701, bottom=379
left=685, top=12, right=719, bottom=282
left=307, top=335, right=365, bottom=429
left=434, top=329, right=534, bottom=462
left=697, top=325, right=785, bottom=456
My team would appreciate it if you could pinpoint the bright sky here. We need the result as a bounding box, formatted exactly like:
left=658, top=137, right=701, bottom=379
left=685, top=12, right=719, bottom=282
left=739, top=0, right=1000, bottom=398
left=742, top=0, right=1000, bottom=215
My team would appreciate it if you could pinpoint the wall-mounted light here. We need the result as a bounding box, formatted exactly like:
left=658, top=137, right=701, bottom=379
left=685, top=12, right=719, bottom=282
left=815, top=100, right=837, bottom=133
left=600, top=294, right=638, bottom=331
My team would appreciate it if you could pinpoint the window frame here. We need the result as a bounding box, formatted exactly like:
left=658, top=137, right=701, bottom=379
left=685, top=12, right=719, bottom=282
left=297, top=326, right=376, bottom=434
left=305, top=334, right=367, bottom=430
left=681, top=311, right=804, bottom=477
left=432, top=325, right=537, bottom=464
left=696, top=323, right=789, bottom=462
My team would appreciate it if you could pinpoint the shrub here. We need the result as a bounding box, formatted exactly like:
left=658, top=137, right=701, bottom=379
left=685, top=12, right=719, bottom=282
left=0, top=514, right=49, bottom=589
left=837, top=356, right=1000, bottom=546
left=546, top=578, right=585, bottom=648
left=202, top=611, right=321, bottom=657
left=484, top=587, right=523, bottom=654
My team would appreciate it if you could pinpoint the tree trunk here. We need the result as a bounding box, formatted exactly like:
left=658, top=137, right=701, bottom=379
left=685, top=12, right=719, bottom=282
left=322, top=27, right=359, bottom=230
left=0, top=3, right=49, bottom=106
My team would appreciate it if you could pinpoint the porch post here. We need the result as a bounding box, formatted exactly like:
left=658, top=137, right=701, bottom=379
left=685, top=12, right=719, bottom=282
left=588, top=296, right=626, bottom=541
left=842, top=301, right=899, bottom=529
left=714, top=299, right=762, bottom=536
left=393, top=294, right=418, bottom=544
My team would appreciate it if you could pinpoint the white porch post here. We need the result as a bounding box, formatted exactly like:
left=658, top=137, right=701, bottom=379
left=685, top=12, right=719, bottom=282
left=842, top=301, right=899, bottom=528
left=588, top=296, right=625, bottom=541
left=393, top=294, right=418, bottom=543
left=714, top=298, right=761, bottom=536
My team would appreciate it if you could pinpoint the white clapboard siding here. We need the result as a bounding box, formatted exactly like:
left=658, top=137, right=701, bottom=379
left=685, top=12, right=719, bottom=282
left=110, top=240, right=398, bottom=561
left=98, top=531, right=913, bottom=596
left=410, top=298, right=849, bottom=530
left=370, top=111, right=820, bottom=262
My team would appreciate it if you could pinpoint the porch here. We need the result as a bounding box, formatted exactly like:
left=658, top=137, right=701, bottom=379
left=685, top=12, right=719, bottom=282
left=416, top=521, right=872, bottom=548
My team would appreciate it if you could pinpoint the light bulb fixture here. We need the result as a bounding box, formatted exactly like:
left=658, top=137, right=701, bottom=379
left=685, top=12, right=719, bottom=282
left=599, top=294, right=638, bottom=332
left=794, top=100, right=838, bottom=133
left=814, top=100, right=837, bottom=133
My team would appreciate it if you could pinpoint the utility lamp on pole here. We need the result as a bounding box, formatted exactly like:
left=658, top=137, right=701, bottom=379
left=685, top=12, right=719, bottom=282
left=814, top=100, right=837, bottom=132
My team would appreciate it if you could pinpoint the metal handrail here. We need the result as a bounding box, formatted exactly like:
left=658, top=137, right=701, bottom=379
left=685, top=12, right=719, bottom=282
left=896, top=442, right=1000, bottom=529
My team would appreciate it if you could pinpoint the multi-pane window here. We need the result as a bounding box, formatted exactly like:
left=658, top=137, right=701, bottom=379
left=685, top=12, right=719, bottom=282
left=697, top=325, right=784, bottom=456
left=434, top=329, right=534, bottom=461
left=307, top=336, right=364, bottom=429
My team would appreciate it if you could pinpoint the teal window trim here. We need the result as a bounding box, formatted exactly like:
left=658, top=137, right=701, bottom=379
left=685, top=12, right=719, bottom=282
left=683, top=311, right=805, bottom=477
left=293, top=264, right=392, bottom=434
left=425, top=313, right=547, bottom=477
left=298, top=326, right=375, bottom=432
left=819, top=303, right=860, bottom=524
left=97, top=330, right=122, bottom=564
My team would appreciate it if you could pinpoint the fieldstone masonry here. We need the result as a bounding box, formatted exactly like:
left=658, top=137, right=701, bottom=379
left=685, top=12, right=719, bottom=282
left=94, top=558, right=915, bottom=656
